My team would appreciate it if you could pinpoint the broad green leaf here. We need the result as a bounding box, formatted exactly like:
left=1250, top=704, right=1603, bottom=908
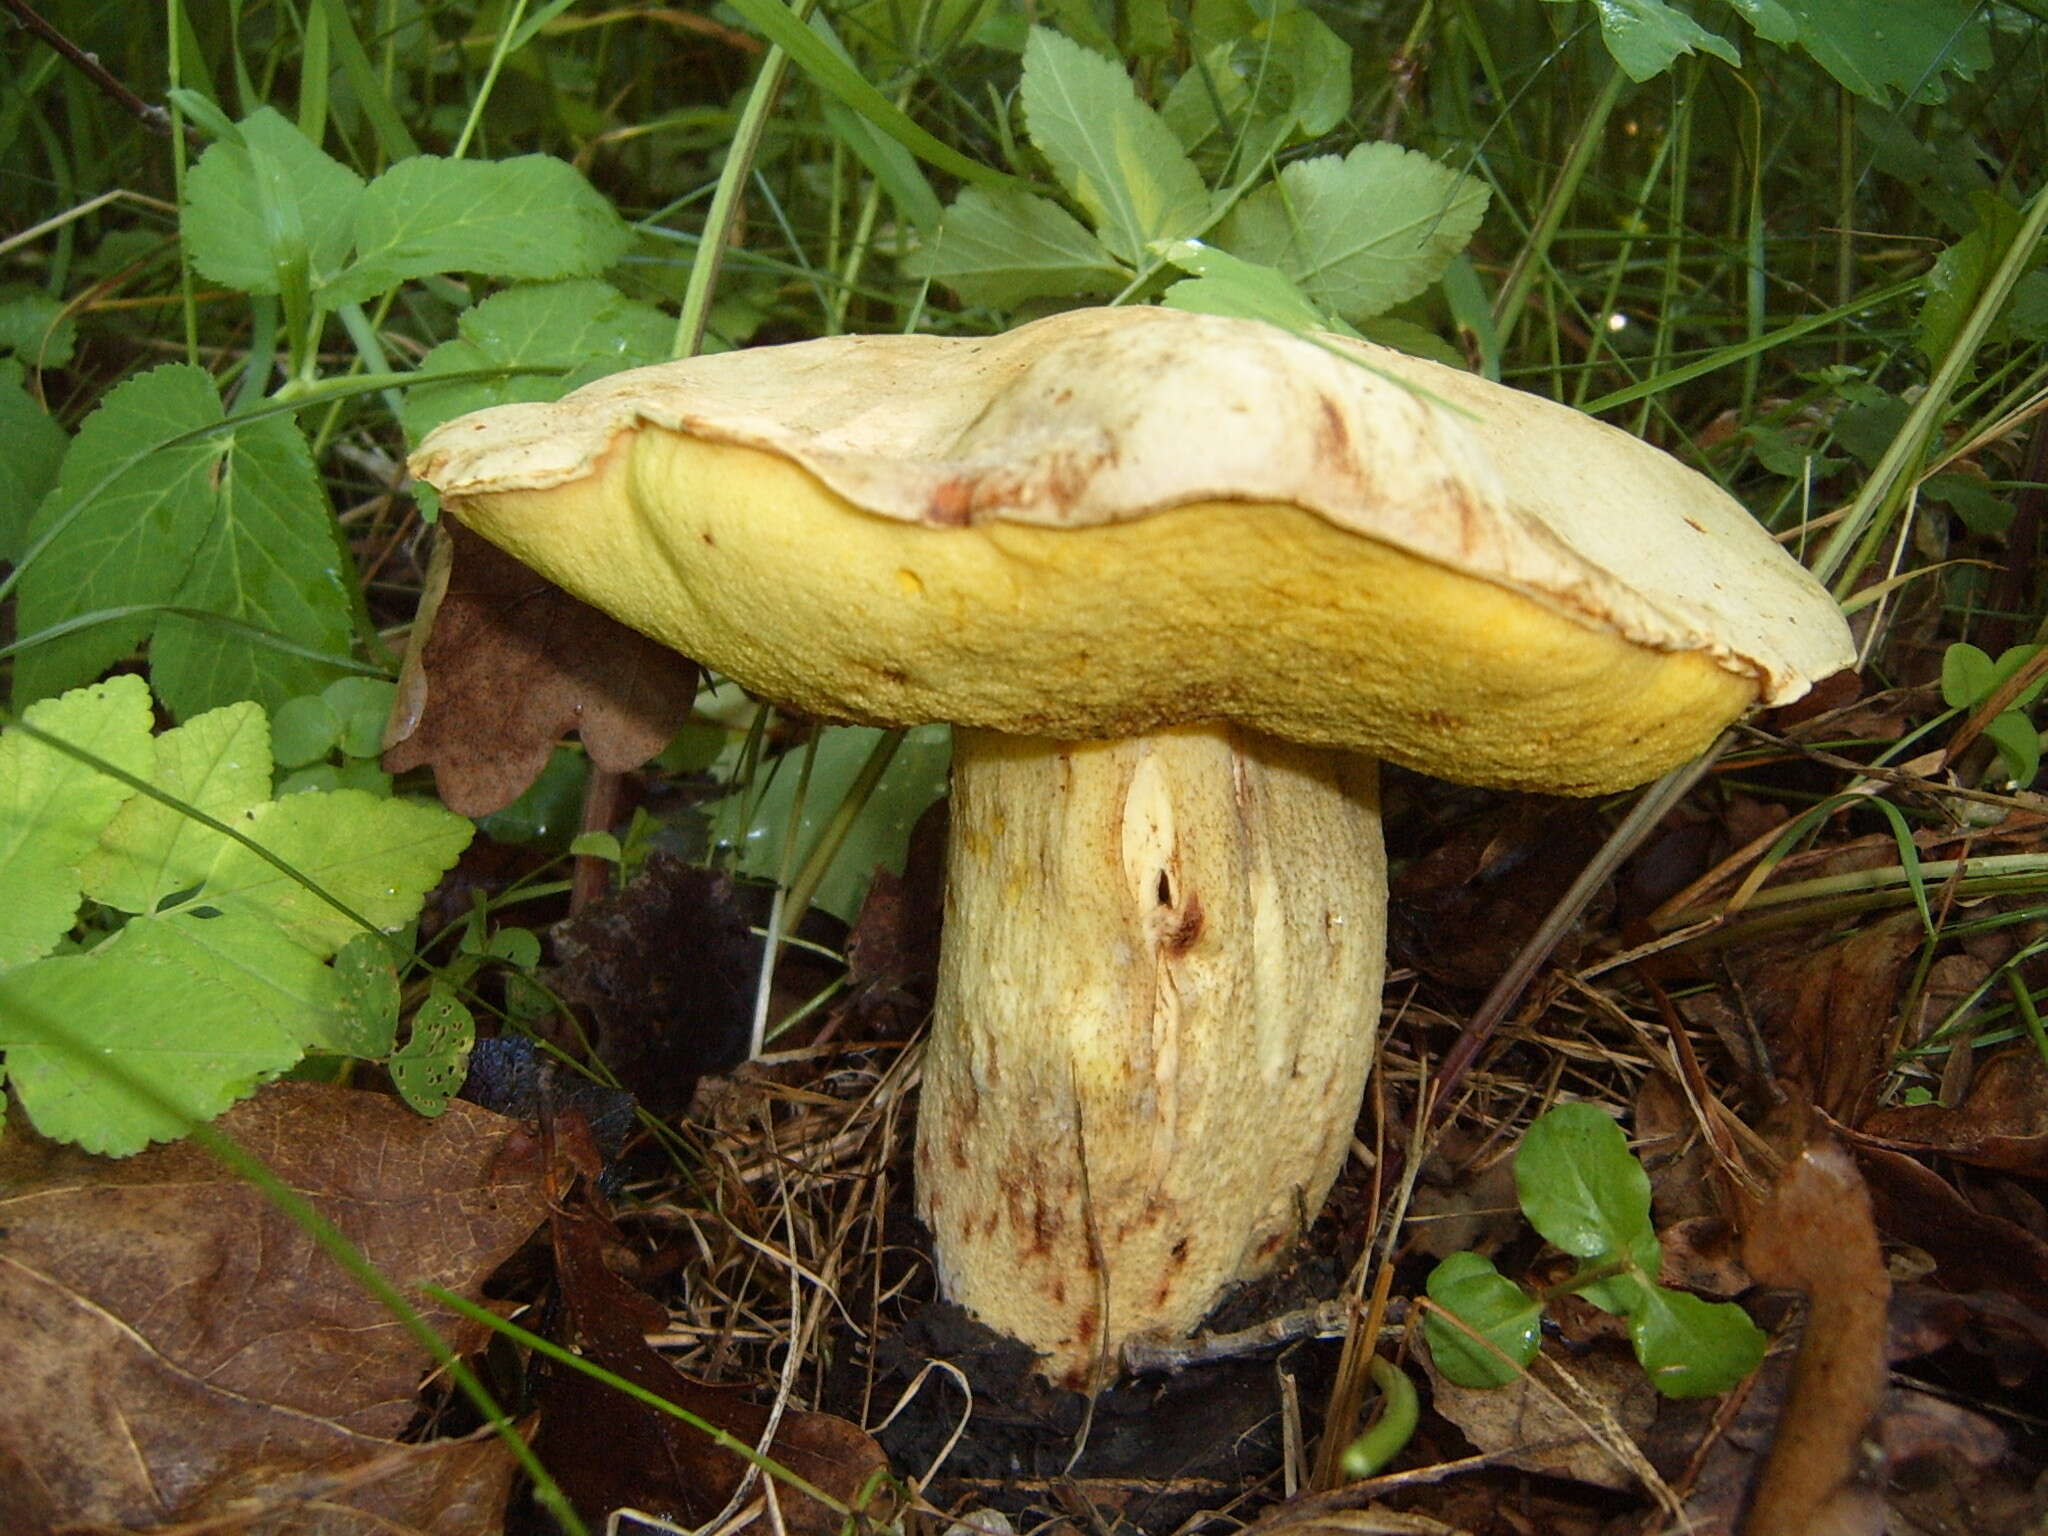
left=1544, top=0, right=1738, bottom=80
left=1918, top=194, right=2025, bottom=366
left=1940, top=642, right=1996, bottom=709
left=0, top=291, right=79, bottom=368
left=13, top=365, right=224, bottom=705
left=329, top=931, right=401, bottom=1057
left=400, top=280, right=673, bottom=442
left=1769, top=0, right=1988, bottom=104
left=1717, top=0, right=1796, bottom=45
left=2011, top=271, right=2048, bottom=344
left=326, top=677, right=398, bottom=759
left=141, top=908, right=350, bottom=1057
left=0, top=676, right=153, bottom=968
left=392, top=987, right=475, bottom=1116
left=1157, top=240, right=1330, bottom=333
left=271, top=692, right=345, bottom=768
left=1217, top=143, right=1489, bottom=324
left=0, top=916, right=323, bottom=1156
left=80, top=702, right=272, bottom=916
left=0, top=358, right=68, bottom=562
left=907, top=188, right=1130, bottom=307
left=1515, top=1102, right=1658, bottom=1261
left=321, top=155, right=634, bottom=308
left=1983, top=712, right=2042, bottom=788
left=1424, top=1252, right=1542, bottom=1388
left=149, top=410, right=356, bottom=718
left=1628, top=1283, right=1767, bottom=1398
left=1019, top=27, right=1210, bottom=265
left=181, top=106, right=366, bottom=295
left=201, top=789, right=472, bottom=956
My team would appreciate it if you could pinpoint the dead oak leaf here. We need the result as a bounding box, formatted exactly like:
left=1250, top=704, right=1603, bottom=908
left=1862, top=1049, right=2048, bottom=1174
left=0, top=1082, right=548, bottom=1534
left=383, top=522, right=699, bottom=815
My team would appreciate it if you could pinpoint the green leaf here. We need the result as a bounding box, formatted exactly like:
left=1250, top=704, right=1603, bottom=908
left=1627, top=1283, right=1767, bottom=1398
left=0, top=676, right=154, bottom=969
left=1984, top=712, right=2042, bottom=788
left=1019, top=26, right=1210, bottom=265
left=1217, top=143, right=1490, bottom=324
left=80, top=702, right=272, bottom=915
left=0, top=358, right=68, bottom=563
left=12, top=364, right=224, bottom=705
left=0, top=291, right=80, bottom=368
left=322, top=155, right=634, bottom=308
left=392, top=987, right=475, bottom=1116
left=1424, top=1252, right=1543, bottom=1388
left=400, top=280, right=674, bottom=443
left=324, top=676, right=398, bottom=760
left=271, top=692, right=344, bottom=768
left=1515, top=1102, right=1658, bottom=1261
left=150, top=410, right=357, bottom=718
left=201, top=789, right=473, bottom=956
left=328, top=931, right=401, bottom=1057
left=1544, top=0, right=1739, bottom=80
left=180, top=106, right=366, bottom=295
left=1767, top=0, right=1988, bottom=104
left=1940, top=642, right=1995, bottom=709
left=907, top=188, right=1131, bottom=307
left=1157, top=239, right=1331, bottom=333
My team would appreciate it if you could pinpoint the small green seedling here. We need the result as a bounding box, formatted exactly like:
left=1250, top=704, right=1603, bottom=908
left=1424, top=1103, right=1766, bottom=1399
left=1940, top=641, right=2046, bottom=787
left=271, top=675, right=401, bottom=796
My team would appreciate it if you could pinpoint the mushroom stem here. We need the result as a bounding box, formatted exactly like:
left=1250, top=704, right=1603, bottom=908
left=916, top=723, right=1386, bottom=1388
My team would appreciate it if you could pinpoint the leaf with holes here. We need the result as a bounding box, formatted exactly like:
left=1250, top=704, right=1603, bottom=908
left=392, top=988, right=475, bottom=1116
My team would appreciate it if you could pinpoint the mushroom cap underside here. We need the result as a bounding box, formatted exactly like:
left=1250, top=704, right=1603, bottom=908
left=412, top=306, right=1854, bottom=794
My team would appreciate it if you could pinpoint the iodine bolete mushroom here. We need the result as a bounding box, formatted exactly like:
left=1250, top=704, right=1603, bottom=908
left=411, top=305, right=1854, bottom=1387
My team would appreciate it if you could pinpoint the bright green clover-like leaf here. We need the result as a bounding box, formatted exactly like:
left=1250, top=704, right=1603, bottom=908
left=1019, top=26, right=1210, bottom=266
left=1516, top=1102, right=1659, bottom=1262
left=0, top=675, right=153, bottom=968
left=400, top=279, right=674, bottom=443
left=0, top=358, right=69, bottom=564
left=1628, top=1281, right=1768, bottom=1398
left=906, top=188, right=1131, bottom=309
left=1216, top=143, right=1489, bottom=324
left=322, top=155, right=634, bottom=308
left=1940, top=642, right=2046, bottom=712
left=1983, top=712, right=2042, bottom=788
left=324, top=676, right=399, bottom=760
left=80, top=701, right=272, bottom=915
left=392, top=986, right=475, bottom=1117
left=271, top=692, right=346, bottom=769
left=1424, top=1251, right=1543, bottom=1388
left=180, top=106, right=366, bottom=296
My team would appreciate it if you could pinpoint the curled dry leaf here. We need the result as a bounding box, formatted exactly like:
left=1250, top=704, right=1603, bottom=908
left=0, top=1082, right=549, bottom=1535
left=1745, top=915, right=1921, bottom=1125
left=1417, top=1344, right=1658, bottom=1493
left=1862, top=1048, right=2048, bottom=1174
left=1740, top=1139, right=1890, bottom=1536
left=382, top=522, right=699, bottom=816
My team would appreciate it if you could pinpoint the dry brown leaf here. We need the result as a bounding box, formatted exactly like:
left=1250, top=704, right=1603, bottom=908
left=0, top=1082, right=548, bottom=1534
left=1418, top=1345, right=1657, bottom=1492
left=537, top=1206, right=893, bottom=1532
left=1862, top=1048, right=2048, bottom=1173
left=383, top=522, right=699, bottom=815
left=1745, top=916, right=1920, bottom=1124
left=1740, top=1139, right=1890, bottom=1536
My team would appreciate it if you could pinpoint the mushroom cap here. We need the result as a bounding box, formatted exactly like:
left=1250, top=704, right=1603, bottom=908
left=412, top=306, right=1852, bottom=794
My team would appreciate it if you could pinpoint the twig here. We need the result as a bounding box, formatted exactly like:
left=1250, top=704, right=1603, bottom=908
left=2, top=0, right=197, bottom=147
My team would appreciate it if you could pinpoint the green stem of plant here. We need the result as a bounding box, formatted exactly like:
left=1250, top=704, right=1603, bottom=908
left=1337, top=1356, right=1420, bottom=1479
left=1816, top=179, right=2048, bottom=594
left=449, top=0, right=531, bottom=159
left=674, top=0, right=817, bottom=361
left=1492, top=62, right=1626, bottom=342
left=2003, top=972, right=2048, bottom=1073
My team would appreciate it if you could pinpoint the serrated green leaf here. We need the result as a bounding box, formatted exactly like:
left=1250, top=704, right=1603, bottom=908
left=907, top=188, right=1130, bottom=307
left=399, top=280, right=673, bottom=442
left=148, top=411, right=357, bottom=719
left=181, top=106, right=366, bottom=295
left=1019, top=27, right=1210, bottom=265
left=0, top=292, right=79, bottom=368
left=1217, top=143, right=1489, bottom=324
left=1516, top=1102, right=1658, bottom=1261
left=1544, top=0, right=1738, bottom=80
left=1628, top=1283, right=1767, bottom=1397
left=322, top=155, right=633, bottom=308
left=1424, top=1252, right=1543, bottom=1388
left=200, top=789, right=471, bottom=955
left=0, top=676, right=154, bottom=969
left=392, top=987, right=475, bottom=1116
left=329, top=931, right=401, bottom=1057
left=0, top=915, right=324, bottom=1156
left=0, top=358, right=68, bottom=563
left=1768, top=0, right=1988, bottom=104
left=80, top=702, right=272, bottom=916
left=13, top=365, right=224, bottom=704
left=1157, top=240, right=1330, bottom=332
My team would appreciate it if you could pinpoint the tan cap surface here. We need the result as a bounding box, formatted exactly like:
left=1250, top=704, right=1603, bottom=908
left=413, top=306, right=1853, bottom=794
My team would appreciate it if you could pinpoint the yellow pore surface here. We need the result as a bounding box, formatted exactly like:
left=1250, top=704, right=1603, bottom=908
left=454, top=427, right=1758, bottom=795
